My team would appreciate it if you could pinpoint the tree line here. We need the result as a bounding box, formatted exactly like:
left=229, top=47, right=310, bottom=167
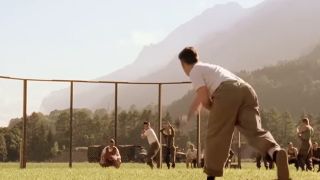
left=1, top=106, right=319, bottom=162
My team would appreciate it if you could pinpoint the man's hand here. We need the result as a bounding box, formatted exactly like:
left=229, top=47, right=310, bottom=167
left=188, top=86, right=211, bottom=118
left=141, top=130, right=146, bottom=139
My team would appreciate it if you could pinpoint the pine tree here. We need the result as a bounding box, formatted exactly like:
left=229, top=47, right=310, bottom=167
left=0, top=134, right=8, bottom=161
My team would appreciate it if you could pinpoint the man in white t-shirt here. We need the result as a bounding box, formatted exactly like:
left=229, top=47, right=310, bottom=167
left=178, top=47, right=289, bottom=180
left=141, top=121, right=160, bottom=169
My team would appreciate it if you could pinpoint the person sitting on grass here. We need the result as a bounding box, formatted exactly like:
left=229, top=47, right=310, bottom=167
left=100, top=138, right=121, bottom=168
left=186, top=144, right=197, bottom=168
left=287, top=142, right=298, bottom=171
left=311, top=142, right=320, bottom=172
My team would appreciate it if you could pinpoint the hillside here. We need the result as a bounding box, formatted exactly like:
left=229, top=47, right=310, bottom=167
left=40, top=2, right=247, bottom=112
left=168, top=44, right=320, bottom=119
left=41, top=0, right=320, bottom=112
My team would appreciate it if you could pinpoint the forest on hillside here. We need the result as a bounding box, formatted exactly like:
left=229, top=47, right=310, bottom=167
left=1, top=45, right=320, bottom=162
left=1, top=106, right=320, bottom=162
left=168, top=45, right=320, bottom=120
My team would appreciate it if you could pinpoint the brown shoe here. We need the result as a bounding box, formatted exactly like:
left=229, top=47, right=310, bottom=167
left=275, top=149, right=290, bottom=180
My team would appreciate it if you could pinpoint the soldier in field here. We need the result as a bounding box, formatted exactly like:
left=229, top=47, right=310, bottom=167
left=178, top=47, right=289, bottom=180
left=256, top=153, right=274, bottom=170
left=99, top=138, right=121, bottom=168
left=186, top=144, right=197, bottom=168
left=311, top=142, right=320, bottom=172
left=141, top=121, right=160, bottom=169
left=296, top=118, right=314, bottom=171
left=160, top=121, right=176, bottom=169
left=287, top=142, right=298, bottom=171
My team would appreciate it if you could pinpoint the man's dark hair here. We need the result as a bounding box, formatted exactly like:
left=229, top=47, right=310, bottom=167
left=178, top=47, right=198, bottom=64
left=143, top=121, right=150, bottom=125
left=302, top=118, right=309, bottom=125
left=110, top=138, right=115, bottom=143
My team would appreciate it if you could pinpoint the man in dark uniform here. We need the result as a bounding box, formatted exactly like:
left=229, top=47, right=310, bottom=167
left=287, top=142, right=298, bottom=171
left=311, top=142, right=320, bottom=172
left=297, top=118, right=314, bottom=171
left=160, top=121, right=176, bottom=169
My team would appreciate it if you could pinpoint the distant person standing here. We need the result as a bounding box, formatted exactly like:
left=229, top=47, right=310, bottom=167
left=178, top=47, right=289, bottom=180
left=160, top=121, right=176, bottom=169
left=297, top=118, right=314, bottom=171
left=99, top=138, right=121, bottom=168
left=224, top=149, right=235, bottom=168
left=256, top=153, right=274, bottom=170
left=186, top=144, right=197, bottom=168
left=287, top=142, right=298, bottom=171
left=311, top=142, right=320, bottom=172
left=141, top=121, right=160, bottom=169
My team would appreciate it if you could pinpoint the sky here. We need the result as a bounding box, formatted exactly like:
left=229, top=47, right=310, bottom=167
left=0, top=0, right=266, bottom=127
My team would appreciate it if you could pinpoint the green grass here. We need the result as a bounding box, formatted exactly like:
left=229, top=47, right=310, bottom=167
left=0, top=163, right=319, bottom=180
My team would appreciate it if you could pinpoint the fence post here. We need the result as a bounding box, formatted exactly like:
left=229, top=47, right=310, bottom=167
left=114, top=83, right=118, bottom=145
left=69, top=81, right=74, bottom=168
left=158, top=83, right=162, bottom=168
left=196, top=112, right=201, bottom=168
left=238, top=131, right=241, bottom=169
left=20, top=80, right=27, bottom=169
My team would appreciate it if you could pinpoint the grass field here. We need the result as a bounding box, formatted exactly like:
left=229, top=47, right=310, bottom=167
left=0, top=162, right=319, bottom=180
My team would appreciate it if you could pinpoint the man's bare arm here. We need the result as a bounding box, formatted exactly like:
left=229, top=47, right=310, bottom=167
left=188, top=86, right=211, bottom=120
left=141, top=130, right=146, bottom=139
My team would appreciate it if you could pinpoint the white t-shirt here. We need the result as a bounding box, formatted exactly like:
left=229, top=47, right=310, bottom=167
left=189, top=62, right=243, bottom=95
left=144, top=128, right=159, bottom=145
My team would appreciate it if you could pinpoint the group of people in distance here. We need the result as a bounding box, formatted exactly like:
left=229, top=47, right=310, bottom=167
left=287, top=118, right=320, bottom=172
left=99, top=46, right=320, bottom=179
left=141, top=120, right=205, bottom=169
left=255, top=118, right=320, bottom=173
left=99, top=120, right=205, bottom=169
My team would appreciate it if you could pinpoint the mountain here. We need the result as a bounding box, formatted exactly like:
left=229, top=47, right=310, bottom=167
left=40, top=2, right=247, bottom=112
left=41, top=0, right=320, bottom=113
left=168, top=44, right=320, bottom=119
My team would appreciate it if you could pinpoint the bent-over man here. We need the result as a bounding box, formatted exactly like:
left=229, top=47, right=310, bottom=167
left=178, top=47, right=289, bottom=180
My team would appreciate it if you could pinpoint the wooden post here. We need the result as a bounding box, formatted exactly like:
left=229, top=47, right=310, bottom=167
left=158, top=84, right=162, bottom=168
left=69, top=81, right=74, bottom=168
left=196, top=112, right=201, bottom=168
left=114, top=83, right=118, bottom=145
left=20, top=80, right=27, bottom=169
left=237, top=131, right=241, bottom=169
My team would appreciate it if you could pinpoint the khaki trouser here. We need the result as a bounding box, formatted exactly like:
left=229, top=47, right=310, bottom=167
left=297, top=141, right=312, bottom=170
left=147, top=142, right=160, bottom=168
left=204, top=81, right=279, bottom=177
